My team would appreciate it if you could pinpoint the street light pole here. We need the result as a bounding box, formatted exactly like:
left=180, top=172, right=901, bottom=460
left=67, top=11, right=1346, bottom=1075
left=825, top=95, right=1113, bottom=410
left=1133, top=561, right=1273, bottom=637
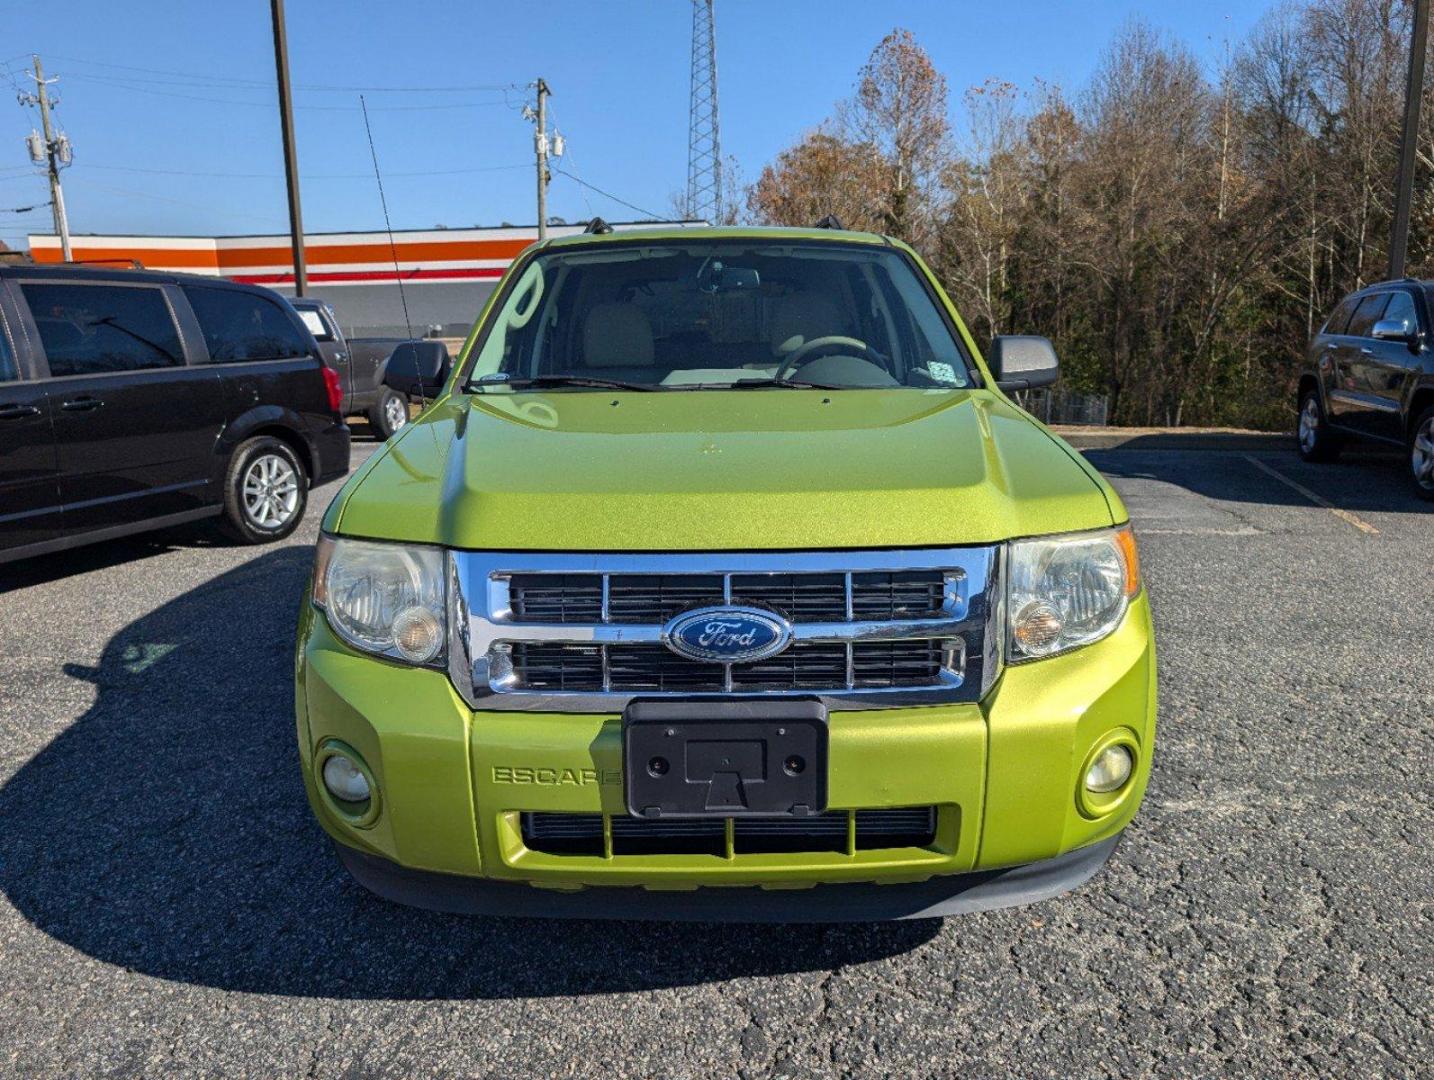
left=1390, top=0, right=1429, bottom=280
left=270, top=0, right=307, bottom=295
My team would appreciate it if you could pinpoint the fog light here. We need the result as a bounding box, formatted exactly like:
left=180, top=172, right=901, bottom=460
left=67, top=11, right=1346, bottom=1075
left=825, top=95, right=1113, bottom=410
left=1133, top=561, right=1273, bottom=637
left=322, top=752, right=371, bottom=803
left=392, top=605, right=443, bottom=664
left=1085, top=744, right=1134, bottom=793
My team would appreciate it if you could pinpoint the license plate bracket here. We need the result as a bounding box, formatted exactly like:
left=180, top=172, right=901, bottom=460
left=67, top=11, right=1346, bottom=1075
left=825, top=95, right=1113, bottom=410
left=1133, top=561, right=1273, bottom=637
left=623, top=700, right=828, bottom=819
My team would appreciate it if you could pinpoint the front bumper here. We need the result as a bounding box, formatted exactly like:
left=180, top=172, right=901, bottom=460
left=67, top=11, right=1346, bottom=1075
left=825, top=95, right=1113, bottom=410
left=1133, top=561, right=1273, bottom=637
left=333, top=833, right=1122, bottom=922
left=295, top=591, right=1156, bottom=914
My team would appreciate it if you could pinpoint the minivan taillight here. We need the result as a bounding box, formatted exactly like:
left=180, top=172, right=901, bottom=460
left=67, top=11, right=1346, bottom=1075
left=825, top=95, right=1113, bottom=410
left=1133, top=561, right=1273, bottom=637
left=321, top=366, right=343, bottom=414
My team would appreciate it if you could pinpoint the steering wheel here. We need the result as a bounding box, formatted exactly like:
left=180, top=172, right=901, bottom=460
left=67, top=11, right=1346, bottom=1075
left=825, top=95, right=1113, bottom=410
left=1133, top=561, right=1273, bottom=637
left=773, top=335, right=877, bottom=382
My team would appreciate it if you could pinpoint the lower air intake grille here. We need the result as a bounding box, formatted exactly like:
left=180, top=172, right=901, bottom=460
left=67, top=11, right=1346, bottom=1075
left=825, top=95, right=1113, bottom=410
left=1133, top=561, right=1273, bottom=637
left=510, top=640, right=948, bottom=693
left=520, top=806, right=938, bottom=857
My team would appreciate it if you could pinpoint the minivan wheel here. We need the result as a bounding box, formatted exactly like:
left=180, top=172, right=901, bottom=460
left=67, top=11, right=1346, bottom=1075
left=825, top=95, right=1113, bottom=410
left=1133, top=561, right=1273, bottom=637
left=221, top=436, right=308, bottom=543
left=1409, top=405, right=1434, bottom=501
left=1297, top=389, right=1341, bottom=462
left=370, top=388, right=409, bottom=441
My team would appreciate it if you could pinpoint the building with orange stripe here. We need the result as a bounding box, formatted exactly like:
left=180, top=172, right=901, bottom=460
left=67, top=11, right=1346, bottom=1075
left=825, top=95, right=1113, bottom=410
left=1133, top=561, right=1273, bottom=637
left=27, top=221, right=690, bottom=338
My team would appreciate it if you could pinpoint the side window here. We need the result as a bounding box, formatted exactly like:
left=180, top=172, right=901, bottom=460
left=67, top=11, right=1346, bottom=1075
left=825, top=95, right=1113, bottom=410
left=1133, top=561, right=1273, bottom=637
left=1381, top=291, right=1417, bottom=334
left=20, top=282, right=183, bottom=377
left=183, top=286, right=312, bottom=363
left=1322, top=295, right=1359, bottom=335
left=0, top=312, right=15, bottom=382
left=1345, top=294, right=1390, bottom=338
left=295, top=307, right=334, bottom=342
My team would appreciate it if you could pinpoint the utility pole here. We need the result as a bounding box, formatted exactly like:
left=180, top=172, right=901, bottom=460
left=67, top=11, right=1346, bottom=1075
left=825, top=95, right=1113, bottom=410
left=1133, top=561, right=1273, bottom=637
left=270, top=0, right=307, bottom=295
left=1390, top=0, right=1429, bottom=279
left=534, top=78, right=550, bottom=240
left=28, top=56, right=72, bottom=262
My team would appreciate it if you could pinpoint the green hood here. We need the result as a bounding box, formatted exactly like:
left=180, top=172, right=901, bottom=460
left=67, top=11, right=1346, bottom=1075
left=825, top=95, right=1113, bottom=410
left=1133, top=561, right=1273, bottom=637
left=330, top=389, right=1120, bottom=551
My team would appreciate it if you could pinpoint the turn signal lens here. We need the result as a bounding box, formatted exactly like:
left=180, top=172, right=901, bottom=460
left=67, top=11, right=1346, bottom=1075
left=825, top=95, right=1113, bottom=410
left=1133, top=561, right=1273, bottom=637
left=1012, top=601, right=1064, bottom=655
left=1084, top=745, right=1134, bottom=793
left=1114, top=525, right=1141, bottom=597
left=392, top=605, right=443, bottom=664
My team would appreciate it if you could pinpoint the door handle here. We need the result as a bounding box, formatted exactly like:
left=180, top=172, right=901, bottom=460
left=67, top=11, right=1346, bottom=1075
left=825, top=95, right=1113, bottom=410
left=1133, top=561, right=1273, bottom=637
left=334, top=352, right=348, bottom=362
left=61, top=396, right=104, bottom=412
left=0, top=402, right=40, bottom=420
left=1359, top=347, right=1374, bottom=355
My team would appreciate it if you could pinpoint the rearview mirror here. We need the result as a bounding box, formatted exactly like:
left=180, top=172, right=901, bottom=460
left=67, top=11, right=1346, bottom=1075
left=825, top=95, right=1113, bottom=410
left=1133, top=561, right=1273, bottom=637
left=697, top=260, right=760, bottom=293
left=988, top=335, right=1059, bottom=391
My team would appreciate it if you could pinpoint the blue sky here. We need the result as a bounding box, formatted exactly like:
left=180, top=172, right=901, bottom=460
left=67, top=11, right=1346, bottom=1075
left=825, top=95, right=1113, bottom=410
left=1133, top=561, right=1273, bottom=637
left=1, top=1, right=1266, bottom=247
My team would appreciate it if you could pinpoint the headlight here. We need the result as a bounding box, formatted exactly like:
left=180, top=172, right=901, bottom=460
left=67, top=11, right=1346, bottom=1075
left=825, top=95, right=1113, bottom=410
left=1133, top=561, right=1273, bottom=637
left=312, top=535, right=446, bottom=665
left=1007, top=525, right=1139, bottom=661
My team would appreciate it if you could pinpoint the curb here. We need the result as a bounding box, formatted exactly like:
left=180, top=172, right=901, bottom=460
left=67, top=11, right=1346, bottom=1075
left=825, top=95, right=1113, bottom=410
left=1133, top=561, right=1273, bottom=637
left=1052, top=427, right=1294, bottom=452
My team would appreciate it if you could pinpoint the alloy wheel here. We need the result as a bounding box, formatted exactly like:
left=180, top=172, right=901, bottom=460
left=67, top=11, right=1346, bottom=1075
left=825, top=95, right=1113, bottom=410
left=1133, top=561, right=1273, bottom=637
left=1298, top=397, right=1320, bottom=454
left=1413, top=416, right=1434, bottom=492
left=242, top=453, right=300, bottom=529
left=384, top=395, right=408, bottom=432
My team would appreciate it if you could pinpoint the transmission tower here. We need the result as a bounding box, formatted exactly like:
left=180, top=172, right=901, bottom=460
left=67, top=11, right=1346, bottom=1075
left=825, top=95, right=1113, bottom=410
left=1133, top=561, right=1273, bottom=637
left=686, top=0, right=722, bottom=223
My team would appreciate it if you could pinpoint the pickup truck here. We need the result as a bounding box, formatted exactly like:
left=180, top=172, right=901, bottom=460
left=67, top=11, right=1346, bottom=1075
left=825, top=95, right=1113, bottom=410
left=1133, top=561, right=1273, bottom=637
left=288, top=299, right=414, bottom=440
left=295, top=225, right=1156, bottom=921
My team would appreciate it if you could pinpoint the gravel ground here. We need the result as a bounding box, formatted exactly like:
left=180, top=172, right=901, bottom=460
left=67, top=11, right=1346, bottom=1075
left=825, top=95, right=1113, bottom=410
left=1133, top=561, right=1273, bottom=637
left=0, top=440, right=1429, bottom=1079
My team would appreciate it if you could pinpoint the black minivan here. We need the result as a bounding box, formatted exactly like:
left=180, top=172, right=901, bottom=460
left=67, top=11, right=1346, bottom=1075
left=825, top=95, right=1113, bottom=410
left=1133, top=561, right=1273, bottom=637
left=0, top=265, right=350, bottom=564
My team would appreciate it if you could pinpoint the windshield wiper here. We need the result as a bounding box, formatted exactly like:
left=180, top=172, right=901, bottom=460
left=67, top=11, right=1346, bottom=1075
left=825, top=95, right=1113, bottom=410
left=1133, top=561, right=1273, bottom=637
left=724, top=376, right=853, bottom=391
left=471, top=374, right=658, bottom=393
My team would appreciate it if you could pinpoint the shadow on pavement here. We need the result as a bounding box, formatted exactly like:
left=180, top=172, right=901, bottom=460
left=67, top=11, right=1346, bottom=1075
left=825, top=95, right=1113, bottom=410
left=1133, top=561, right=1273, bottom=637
left=1083, top=445, right=1428, bottom=517
left=0, top=522, right=240, bottom=596
left=0, top=549, right=937, bottom=999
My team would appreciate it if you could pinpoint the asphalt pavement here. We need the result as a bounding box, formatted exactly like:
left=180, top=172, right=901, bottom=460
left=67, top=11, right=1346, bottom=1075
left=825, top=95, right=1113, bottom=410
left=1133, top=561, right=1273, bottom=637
left=0, top=439, right=1429, bottom=1078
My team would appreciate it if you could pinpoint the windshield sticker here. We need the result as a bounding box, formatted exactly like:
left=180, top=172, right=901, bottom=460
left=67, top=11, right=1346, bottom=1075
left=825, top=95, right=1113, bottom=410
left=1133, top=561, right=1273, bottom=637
left=929, top=361, right=958, bottom=384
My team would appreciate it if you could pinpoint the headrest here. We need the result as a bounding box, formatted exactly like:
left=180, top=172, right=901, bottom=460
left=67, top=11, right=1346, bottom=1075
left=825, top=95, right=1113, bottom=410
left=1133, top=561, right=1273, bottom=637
left=583, top=303, right=655, bottom=367
left=769, top=292, right=844, bottom=355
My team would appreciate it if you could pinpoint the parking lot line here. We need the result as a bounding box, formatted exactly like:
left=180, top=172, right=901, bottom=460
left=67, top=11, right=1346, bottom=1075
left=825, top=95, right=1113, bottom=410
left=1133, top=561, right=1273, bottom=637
left=1242, top=455, right=1379, bottom=535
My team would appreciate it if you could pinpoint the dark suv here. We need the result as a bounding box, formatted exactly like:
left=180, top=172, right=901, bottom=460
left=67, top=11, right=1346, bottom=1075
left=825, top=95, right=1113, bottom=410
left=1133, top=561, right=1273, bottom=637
left=0, top=265, right=350, bottom=564
left=1299, top=278, right=1434, bottom=498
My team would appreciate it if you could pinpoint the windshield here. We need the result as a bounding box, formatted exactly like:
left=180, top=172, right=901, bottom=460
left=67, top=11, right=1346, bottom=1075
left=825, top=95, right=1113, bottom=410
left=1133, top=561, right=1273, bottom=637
left=463, top=241, right=972, bottom=391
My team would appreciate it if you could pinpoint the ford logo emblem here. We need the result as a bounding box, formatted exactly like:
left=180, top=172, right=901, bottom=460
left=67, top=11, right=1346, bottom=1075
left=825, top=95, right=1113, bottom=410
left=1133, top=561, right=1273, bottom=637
left=662, top=606, right=793, bottom=664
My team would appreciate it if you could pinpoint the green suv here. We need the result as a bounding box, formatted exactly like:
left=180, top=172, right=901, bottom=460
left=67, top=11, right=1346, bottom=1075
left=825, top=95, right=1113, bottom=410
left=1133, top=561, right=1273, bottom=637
left=296, top=226, right=1155, bottom=920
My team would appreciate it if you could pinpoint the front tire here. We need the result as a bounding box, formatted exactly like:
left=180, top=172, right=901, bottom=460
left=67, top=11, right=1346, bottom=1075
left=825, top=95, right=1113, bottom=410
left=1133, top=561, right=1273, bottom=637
left=1297, top=388, right=1342, bottom=462
left=1409, top=405, right=1434, bottom=501
left=369, top=388, right=409, bottom=441
left=220, top=436, right=308, bottom=543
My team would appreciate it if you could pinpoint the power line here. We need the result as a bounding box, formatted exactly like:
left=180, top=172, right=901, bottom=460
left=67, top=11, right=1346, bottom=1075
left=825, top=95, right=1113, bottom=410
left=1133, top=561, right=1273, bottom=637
left=553, top=168, right=660, bottom=219
left=59, top=74, right=515, bottom=111
left=2, top=199, right=50, bottom=212
left=360, top=96, right=414, bottom=342
left=76, top=161, right=530, bottom=180
left=45, top=53, right=523, bottom=93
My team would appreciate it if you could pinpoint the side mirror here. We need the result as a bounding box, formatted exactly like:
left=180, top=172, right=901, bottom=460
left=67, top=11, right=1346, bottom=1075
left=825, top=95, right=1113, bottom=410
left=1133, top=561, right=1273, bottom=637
left=1370, top=318, right=1418, bottom=345
left=384, top=341, right=451, bottom=396
left=988, top=335, right=1059, bottom=391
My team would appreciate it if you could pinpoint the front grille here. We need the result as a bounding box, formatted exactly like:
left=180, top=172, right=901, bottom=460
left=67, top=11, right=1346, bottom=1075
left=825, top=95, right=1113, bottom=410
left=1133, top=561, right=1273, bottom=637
left=521, top=806, right=938, bottom=857
left=460, top=548, right=998, bottom=710
left=510, top=640, right=946, bottom=693
left=506, top=570, right=948, bottom=625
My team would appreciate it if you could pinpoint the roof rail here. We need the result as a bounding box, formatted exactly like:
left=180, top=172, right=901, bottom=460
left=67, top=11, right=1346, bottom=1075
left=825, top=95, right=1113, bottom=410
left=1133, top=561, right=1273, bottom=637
left=583, top=217, right=614, bottom=235
left=813, top=214, right=845, bottom=230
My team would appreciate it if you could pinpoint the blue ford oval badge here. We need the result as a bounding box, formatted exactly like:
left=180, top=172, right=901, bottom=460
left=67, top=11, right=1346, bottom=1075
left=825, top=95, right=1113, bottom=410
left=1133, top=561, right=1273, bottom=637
left=662, top=606, right=793, bottom=664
